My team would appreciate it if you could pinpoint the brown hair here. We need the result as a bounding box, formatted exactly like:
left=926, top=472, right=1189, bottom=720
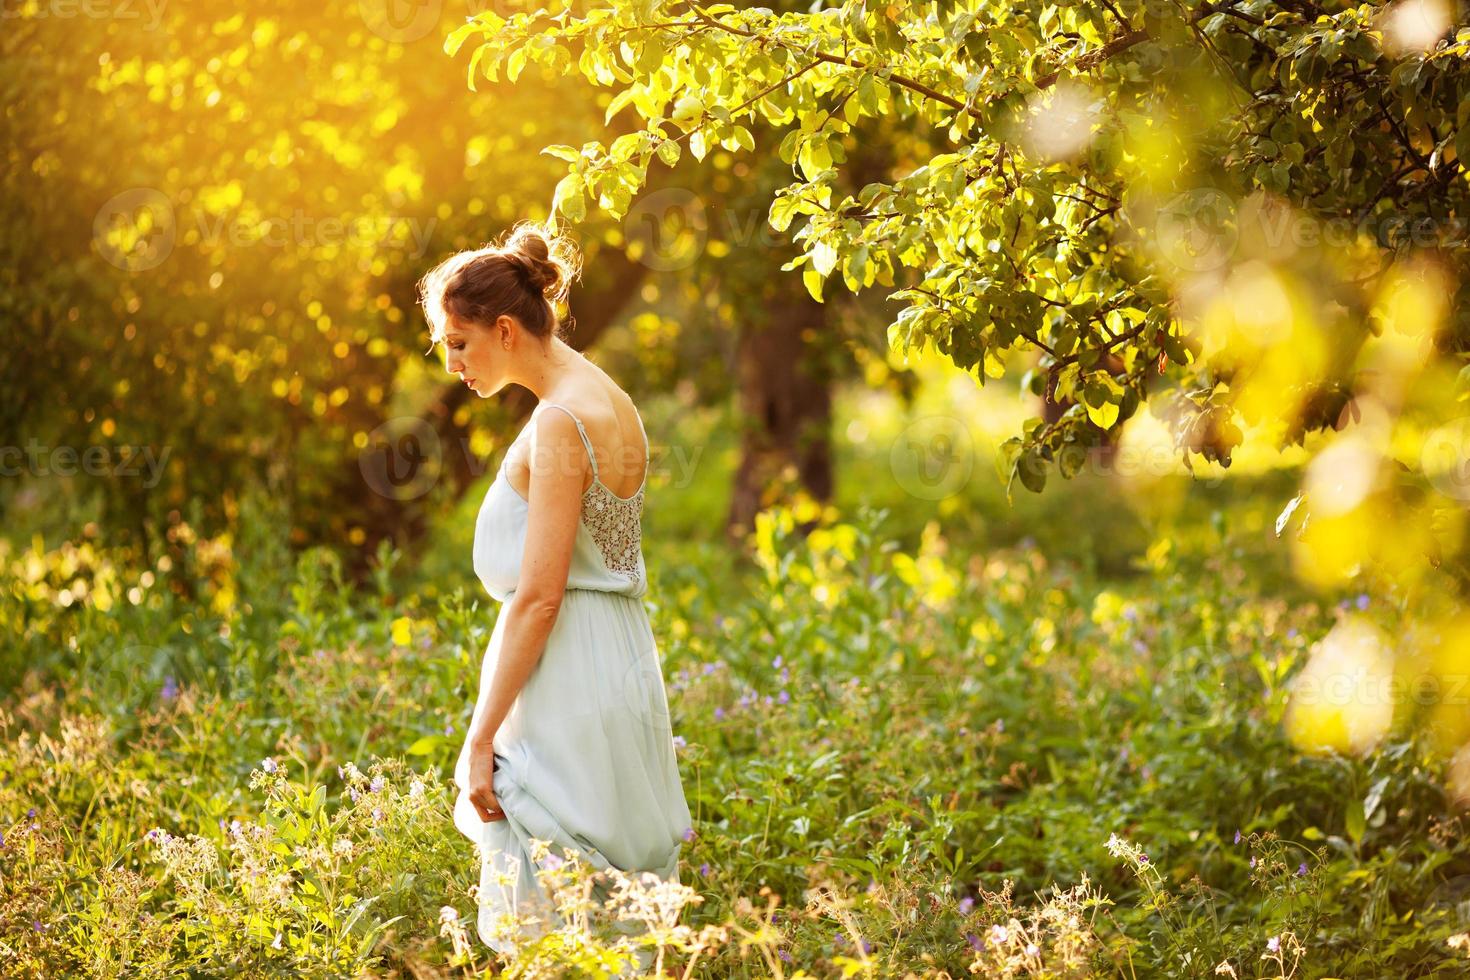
left=418, top=220, right=583, bottom=348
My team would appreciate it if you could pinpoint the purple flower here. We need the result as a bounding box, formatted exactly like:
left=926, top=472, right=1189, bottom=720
left=371, top=807, right=384, bottom=822
left=966, top=932, right=983, bottom=950
left=161, top=676, right=178, bottom=701
left=777, top=690, right=790, bottom=705
left=27, top=808, right=35, bottom=819
left=32, top=920, right=43, bottom=932
left=1356, top=593, right=1370, bottom=610
left=714, top=706, right=725, bottom=720
left=1250, top=856, right=1256, bottom=869
left=702, top=662, right=716, bottom=675
left=958, top=896, right=974, bottom=914
left=681, top=826, right=695, bottom=842
left=260, top=757, right=277, bottom=774
left=541, top=853, right=564, bottom=871
left=348, top=787, right=360, bottom=803
left=1296, top=862, right=1307, bottom=877
left=778, top=949, right=792, bottom=962
left=0, top=830, right=5, bottom=848
left=1287, top=628, right=1298, bottom=640
left=369, top=775, right=385, bottom=793
left=672, top=735, right=687, bottom=750
left=859, top=939, right=872, bottom=954
left=1267, top=935, right=1280, bottom=952
left=1234, top=829, right=1242, bottom=844
left=1139, top=853, right=1149, bottom=864
left=772, top=654, right=783, bottom=669
left=699, top=862, right=710, bottom=876
left=444, top=722, right=455, bottom=736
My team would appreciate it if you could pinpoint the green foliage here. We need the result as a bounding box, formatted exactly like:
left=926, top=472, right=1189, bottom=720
left=453, top=0, right=1470, bottom=550
left=6, top=491, right=1470, bottom=975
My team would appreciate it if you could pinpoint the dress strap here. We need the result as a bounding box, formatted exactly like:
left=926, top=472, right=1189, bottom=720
left=538, top=402, right=599, bottom=478
left=633, top=405, right=649, bottom=464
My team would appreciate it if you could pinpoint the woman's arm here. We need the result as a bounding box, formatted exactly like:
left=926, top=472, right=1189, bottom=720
left=467, top=407, right=587, bottom=748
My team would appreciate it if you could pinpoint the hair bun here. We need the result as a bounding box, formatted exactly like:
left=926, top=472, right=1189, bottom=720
left=498, top=220, right=582, bottom=306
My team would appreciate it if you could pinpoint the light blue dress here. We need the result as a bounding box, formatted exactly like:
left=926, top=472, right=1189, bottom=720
left=451, top=401, right=692, bottom=966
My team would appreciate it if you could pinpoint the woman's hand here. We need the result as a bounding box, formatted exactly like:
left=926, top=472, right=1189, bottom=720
left=467, top=739, right=506, bottom=823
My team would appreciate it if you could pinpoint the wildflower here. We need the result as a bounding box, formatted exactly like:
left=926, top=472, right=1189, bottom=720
left=371, top=807, right=384, bottom=822
left=27, top=808, right=35, bottom=818
left=1139, top=853, right=1150, bottom=864
left=681, top=826, right=695, bottom=842
left=32, top=920, right=43, bottom=932
left=1296, top=862, right=1307, bottom=877
left=763, top=694, right=773, bottom=706
left=1250, top=856, right=1256, bottom=869
left=777, top=689, right=790, bottom=705
left=348, top=787, right=360, bottom=803
left=332, top=838, right=354, bottom=858
left=410, top=779, right=425, bottom=799
left=989, top=924, right=1009, bottom=945
left=1356, top=593, right=1370, bottom=610
left=161, top=675, right=179, bottom=701
left=773, top=654, right=783, bottom=669
left=714, top=706, right=725, bottom=720
left=1267, top=935, right=1280, bottom=953
left=272, top=931, right=283, bottom=950
left=779, top=948, right=793, bottom=963
left=370, top=774, right=386, bottom=793
left=966, top=932, right=983, bottom=950
left=229, top=819, right=242, bottom=837
left=699, top=862, right=710, bottom=876
left=439, top=906, right=459, bottom=923
left=1234, top=829, right=1242, bottom=844
left=672, top=735, right=687, bottom=750
left=1025, top=943, right=1040, bottom=957
left=860, top=939, right=872, bottom=954
left=703, top=662, right=715, bottom=675
left=541, top=853, right=564, bottom=871
left=444, top=722, right=454, bottom=736
left=260, top=757, right=277, bottom=774
left=0, top=830, right=5, bottom=848
left=958, top=896, right=974, bottom=914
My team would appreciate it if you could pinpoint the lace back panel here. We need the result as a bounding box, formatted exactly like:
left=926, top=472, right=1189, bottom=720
left=539, top=402, right=648, bottom=578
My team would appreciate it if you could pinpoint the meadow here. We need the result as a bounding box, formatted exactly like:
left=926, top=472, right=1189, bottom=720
left=5, top=381, right=1470, bottom=979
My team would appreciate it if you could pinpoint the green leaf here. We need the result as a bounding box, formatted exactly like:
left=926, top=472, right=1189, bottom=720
left=1087, top=399, right=1119, bottom=430
left=407, top=736, right=439, bottom=755
left=803, top=267, right=825, bottom=302
left=552, top=172, right=586, bottom=222
left=656, top=138, right=681, bottom=167
left=541, top=145, right=581, bottom=163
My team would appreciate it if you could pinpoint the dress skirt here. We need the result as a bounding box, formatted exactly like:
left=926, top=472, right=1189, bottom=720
left=451, top=586, right=691, bottom=962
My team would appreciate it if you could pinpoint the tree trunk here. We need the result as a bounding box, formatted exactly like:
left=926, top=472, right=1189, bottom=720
left=724, top=279, right=834, bottom=548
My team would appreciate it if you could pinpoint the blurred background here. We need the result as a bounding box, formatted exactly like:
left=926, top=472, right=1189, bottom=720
left=6, top=1, right=1470, bottom=976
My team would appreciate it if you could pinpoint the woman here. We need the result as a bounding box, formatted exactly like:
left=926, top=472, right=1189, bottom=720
left=418, top=221, right=693, bottom=968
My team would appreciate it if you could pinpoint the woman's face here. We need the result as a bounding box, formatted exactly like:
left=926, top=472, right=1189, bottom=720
left=440, top=313, right=503, bottom=397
